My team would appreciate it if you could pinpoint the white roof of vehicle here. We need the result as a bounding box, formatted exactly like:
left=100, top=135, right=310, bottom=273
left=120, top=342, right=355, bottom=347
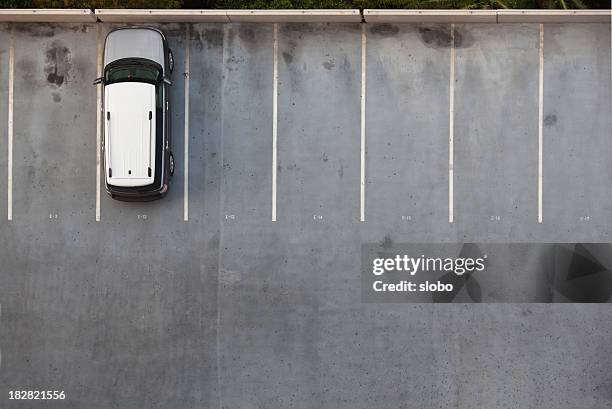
left=104, top=27, right=164, bottom=68
left=104, top=82, right=156, bottom=187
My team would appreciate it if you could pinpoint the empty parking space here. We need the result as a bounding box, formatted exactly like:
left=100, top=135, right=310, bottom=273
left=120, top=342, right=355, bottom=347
left=454, top=24, right=540, bottom=241
left=10, top=24, right=97, bottom=222
left=214, top=24, right=278, bottom=404
left=541, top=24, right=612, bottom=241
left=277, top=24, right=361, bottom=226
left=364, top=24, right=451, bottom=240
left=218, top=25, right=366, bottom=406
left=219, top=24, right=273, bottom=221
left=187, top=24, right=224, bottom=224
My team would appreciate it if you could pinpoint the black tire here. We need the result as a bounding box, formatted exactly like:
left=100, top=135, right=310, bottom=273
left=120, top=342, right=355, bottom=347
left=168, top=49, right=174, bottom=74
left=169, top=152, right=175, bottom=176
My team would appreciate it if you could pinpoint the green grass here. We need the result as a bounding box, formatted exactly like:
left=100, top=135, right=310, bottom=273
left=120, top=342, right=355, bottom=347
left=0, top=0, right=609, bottom=9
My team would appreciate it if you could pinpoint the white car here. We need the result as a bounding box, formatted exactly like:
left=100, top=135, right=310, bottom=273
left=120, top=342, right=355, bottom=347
left=94, top=26, right=175, bottom=201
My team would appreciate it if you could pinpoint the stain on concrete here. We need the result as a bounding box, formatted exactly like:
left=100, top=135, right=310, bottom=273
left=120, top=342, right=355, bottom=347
left=67, top=24, right=90, bottom=34
left=16, top=57, right=36, bottom=84
left=370, top=24, right=400, bottom=37
left=26, top=165, right=35, bottom=180
left=338, top=164, right=344, bottom=179
left=225, top=55, right=245, bottom=72
left=417, top=26, right=471, bottom=49
left=286, top=39, right=298, bottom=55
left=51, top=92, right=61, bottom=103
left=225, top=25, right=236, bottom=49
left=322, top=153, right=329, bottom=162
left=13, top=23, right=55, bottom=37
left=322, top=59, right=335, bottom=70
left=281, top=24, right=315, bottom=35
left=381, top=235, right=393, bottom=249
left=454, top=28, right=473, bottom=48
left=282, top=52, right=293, bottom=65
left=44, top=41, right=71, bottom=88
left=544, top=114, right=557, bottom=127
left=418, top=26, right=453, bottom=48
left=192, top=29, right=204, bottom=51
left=237, top=25, right=261, bottom=51
left=204, top=28, right=223, bottom=49
left=238, top=26, right=255, bottom=43
left=341, top=55, right=351, bottom=72
left=284, top=39, right=304, bottom=94
left=160, top=23, right=185, bottom=37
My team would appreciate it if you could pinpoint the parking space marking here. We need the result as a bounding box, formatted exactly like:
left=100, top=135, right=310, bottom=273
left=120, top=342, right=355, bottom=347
left=184, top=26, right=190, bottom=222
left=96, top=26, right=102, bottom=222
left=7, top=37, right=13, bottom=221
left=272, top=23, right=278, bottom=222
left=449, top=24, right=455, bottom=224
left=360, top=24, right=366, bottom=222
left=538, top=23, right=544, bottom=224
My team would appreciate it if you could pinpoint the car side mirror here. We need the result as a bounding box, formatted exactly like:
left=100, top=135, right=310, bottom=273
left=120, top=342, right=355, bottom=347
left=93, top=77, right=104, bottom=85
left=163, top=78, right=172, bottom=86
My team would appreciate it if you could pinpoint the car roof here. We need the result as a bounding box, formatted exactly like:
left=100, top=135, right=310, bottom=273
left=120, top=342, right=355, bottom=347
left=104, top=82, right=158, bottom=187
left=104, top=27, right=165, bottom=69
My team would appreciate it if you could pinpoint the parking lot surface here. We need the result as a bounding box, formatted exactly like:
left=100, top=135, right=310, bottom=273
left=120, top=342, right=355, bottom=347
left=0, top=21, right=611, bottom=408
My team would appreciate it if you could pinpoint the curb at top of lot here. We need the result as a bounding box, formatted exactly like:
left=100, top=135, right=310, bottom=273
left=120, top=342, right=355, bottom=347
left=0, top=8, right=610, bottom=23
left=94, top=9, right=362, bottom=23
left=364, top=9, right=612, bottom=23
left=0, top=8, right=95, bottom=22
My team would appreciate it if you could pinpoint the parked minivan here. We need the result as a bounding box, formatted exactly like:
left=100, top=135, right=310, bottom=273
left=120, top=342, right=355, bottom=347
left=94, top=26, right=174, bottom=201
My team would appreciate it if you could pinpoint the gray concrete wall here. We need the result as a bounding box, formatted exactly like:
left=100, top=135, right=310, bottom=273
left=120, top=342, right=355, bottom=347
left=0, top=21, right=611, bottom=409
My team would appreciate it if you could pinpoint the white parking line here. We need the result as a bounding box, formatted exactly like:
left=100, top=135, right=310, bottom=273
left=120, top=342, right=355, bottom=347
left=184, top=26, right=190, bottom=222
left=448, top=24, right=455, bottom=224
left=7, top=37, right=13, bottom=221
left=272, top=23, right=278, bottom=222
left=360, top=24, right=366, bottom=222
left=538, top=24, right=544, bottom=224
left=95, top=26, right=102, bottom=222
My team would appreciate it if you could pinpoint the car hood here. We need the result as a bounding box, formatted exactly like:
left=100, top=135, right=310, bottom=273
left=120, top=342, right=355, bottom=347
left=104, top=28, right=165, bottom=69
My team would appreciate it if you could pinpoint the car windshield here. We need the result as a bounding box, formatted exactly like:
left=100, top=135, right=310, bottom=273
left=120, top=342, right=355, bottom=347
left=105, top=61, right=161, bottom=85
